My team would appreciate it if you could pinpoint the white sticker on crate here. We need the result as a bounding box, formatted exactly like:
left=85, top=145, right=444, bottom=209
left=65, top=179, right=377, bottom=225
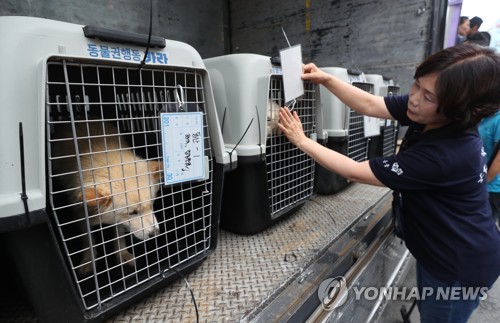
left=161, top=112, right=205, bottom=184
left=363, top=116, right=381, bottom=137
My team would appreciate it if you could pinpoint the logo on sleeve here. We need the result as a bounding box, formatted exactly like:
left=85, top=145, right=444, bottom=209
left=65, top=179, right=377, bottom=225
left=383, top=160, right=403, bottom=175
left=478, top=164, right=488, bottom=183
left=391, top=162, right=403, bottom=176
left=478, top=147, right=488, bottom=183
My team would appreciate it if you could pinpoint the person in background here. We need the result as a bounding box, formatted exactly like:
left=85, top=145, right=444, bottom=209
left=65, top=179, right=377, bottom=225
left=278, top=44, right=500, bottom=323
left=465, top=16, right=491, bottom=46
left=468, top=16, right=483, bottom=37
left=479, top=111, right=500, bottom=228
left=456, top=16, right=470, bottom=45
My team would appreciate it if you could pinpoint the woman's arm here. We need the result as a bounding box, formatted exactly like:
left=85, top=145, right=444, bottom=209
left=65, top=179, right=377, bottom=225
left=301, top=63, right=393, bottom=120
left=488, top=149, right=500, bottom=182
left=278, top=107, right=385, bottom=187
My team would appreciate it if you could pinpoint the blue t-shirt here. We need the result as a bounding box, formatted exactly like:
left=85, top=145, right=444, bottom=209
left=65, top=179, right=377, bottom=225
left=479, top=112, right=500, bottom=193
left=369, top=95, right=500, bottom=288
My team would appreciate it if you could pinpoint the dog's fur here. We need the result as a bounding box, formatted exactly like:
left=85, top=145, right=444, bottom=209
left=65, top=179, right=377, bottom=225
left=51, top=121, right=162, bottom=274
left=267, top=100, right=282, bottom=136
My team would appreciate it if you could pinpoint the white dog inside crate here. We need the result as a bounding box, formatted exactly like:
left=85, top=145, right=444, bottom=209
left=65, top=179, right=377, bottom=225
left=267, top=100, right=282, bottom=136
left=51, top=121, right=162, bottom=275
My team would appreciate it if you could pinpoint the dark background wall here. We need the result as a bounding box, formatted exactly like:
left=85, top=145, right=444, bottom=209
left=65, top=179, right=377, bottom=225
left=0, top=0, right=438, bottom=92
left=0, top=0, right=225, bottom=59
left=229, top=0, right=435, bottom=92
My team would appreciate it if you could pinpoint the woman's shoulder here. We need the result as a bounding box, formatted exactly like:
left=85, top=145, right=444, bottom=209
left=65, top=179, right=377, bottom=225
left=384, top=94, right=410, bottom=125
left=405, top=129, right=482, bottom=170
left=384, top=94, right=408, bottom=109
left=423, top=128, right=482, bottom=152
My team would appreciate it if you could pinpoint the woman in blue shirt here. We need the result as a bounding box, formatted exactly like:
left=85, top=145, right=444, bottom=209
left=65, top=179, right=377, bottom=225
left=278, top=44, right=500, bottom=322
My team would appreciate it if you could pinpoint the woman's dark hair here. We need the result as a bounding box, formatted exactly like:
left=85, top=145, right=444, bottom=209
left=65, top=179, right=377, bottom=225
left=414, top=43, right=500, bottom=130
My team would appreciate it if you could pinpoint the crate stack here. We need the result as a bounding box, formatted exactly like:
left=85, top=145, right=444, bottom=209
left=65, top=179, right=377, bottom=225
left=315, top=68, right=376, bottom=194
left=204, top=54, right=320, bottom=234
left=365, top=74, right=400, bottom=158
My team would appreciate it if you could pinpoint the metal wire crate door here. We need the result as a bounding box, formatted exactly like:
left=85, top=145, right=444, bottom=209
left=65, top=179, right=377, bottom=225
left=266, top=77, right=316, bottom=219
left=347, top=82, right=374, bottom=162
left=46, top=59, right=214, bottom=310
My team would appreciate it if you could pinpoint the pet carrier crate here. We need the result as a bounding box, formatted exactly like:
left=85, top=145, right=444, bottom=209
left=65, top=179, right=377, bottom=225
left=204, top=54, right=320, bottom=234
left=315, top=67, right=375, bottom=194
left=365, top=74, right=401, bottom=158
left=0, top=16, right=233, bottom=322
left=382, top=75, right=401, bottom=95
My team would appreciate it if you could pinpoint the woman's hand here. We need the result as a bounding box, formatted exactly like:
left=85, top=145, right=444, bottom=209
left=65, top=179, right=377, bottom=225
left=278, top=106, right=384, bottom=187
left=302, top=63, right=331, bottom=85
left=277, top=107, right=309, bottom=149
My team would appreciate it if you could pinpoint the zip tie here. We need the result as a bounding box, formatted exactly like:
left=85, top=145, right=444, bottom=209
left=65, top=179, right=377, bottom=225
left=281, top=26, right=292, bottom=48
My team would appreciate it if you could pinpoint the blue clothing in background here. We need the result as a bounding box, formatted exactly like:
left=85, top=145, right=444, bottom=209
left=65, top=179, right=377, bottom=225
left=479, top=111, right=500, bottom=226
left=479, top=112, right=500, bottom=193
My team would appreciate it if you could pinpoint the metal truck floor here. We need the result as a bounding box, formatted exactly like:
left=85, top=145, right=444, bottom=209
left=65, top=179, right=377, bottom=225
left=110, top=183, right=390, bottom=322
left=0, top=183, right=390, bottom=322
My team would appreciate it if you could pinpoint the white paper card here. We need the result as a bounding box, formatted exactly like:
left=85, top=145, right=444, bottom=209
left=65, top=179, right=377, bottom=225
left=280, top=44, right=304, bottom=103
left=363, top=116, right=381, bottom=137
left=160, top=112, right=205, bottom=184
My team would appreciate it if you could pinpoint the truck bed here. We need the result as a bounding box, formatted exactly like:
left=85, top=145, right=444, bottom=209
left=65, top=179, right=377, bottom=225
left=2, top=183, right=410, bottom=322
left=111, top=184, right=395, bottom=322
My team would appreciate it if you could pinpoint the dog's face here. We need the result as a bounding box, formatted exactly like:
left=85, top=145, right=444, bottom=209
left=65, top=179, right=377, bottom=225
left=267, top=100, right=282, bottom=136
left=80, top=159, right=163, bottom=240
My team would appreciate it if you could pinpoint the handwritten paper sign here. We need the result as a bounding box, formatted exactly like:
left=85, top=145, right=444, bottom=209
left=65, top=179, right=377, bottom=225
left=280, top=44, right=304, bottom=103
left=160, top=112, right=205, bottom=185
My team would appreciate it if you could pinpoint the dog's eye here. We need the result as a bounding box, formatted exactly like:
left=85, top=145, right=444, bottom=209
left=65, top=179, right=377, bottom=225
left=130, top=209, right=138, bottom=215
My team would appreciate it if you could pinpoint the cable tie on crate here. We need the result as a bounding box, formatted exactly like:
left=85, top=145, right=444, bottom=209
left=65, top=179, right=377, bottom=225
left=221, top=107, right=227, bottom=135
left=230, top=118, right=254, bottom=156
left=225, top=118, right=254, bottom=170
left=281, top=26, right=292, bottom=48
left=18, top=122, right=30, bottom=220
left=255, top=105, right=264, bottom=158
left=286, top=98, right=297, bottom=112
left=139, top=0, right=153, bottom=69
left=175, top=84, right=185, bottom=111
left=202, top=182, right=210, bottom=195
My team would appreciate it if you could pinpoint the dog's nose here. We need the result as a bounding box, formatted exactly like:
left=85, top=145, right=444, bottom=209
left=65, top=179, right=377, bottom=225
left=148, top=227, right=160, bottom=238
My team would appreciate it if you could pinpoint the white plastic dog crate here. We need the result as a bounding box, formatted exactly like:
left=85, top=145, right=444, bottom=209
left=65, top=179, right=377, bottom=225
left=204, top=54, right=319, bottom=234
left=365, top=74, right=400, bottom=158
left=0, top=16, right=233, bottom=322
left=316, top=67, right=375, bottom=194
